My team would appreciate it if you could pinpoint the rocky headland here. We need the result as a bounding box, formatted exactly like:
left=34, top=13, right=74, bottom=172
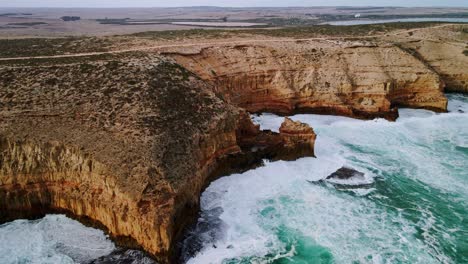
left=0, top=54, right=316, bottom=262
left=0, top=23, right=467, bottom=263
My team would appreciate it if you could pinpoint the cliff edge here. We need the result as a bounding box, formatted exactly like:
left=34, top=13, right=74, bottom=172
left=0, top=54, right=315, bottom=262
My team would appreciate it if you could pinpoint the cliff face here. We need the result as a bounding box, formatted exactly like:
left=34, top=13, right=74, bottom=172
left=386, top=24, right=468, bottom=93
left=401, top=40, right=468, bottom=93
left=171, top=40, right=447, bottom=120
left=0, top=54, right=315, bottom=263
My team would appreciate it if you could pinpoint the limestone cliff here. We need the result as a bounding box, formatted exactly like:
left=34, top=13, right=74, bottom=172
left=0, top=54, right=315, bottom=263
left=170, top=40, right=447, bottom=120
left=385, top=24, right=468, bottom=93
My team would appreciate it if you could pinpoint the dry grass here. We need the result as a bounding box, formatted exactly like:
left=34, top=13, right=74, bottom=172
left=0, top=37, right=112, bottom=58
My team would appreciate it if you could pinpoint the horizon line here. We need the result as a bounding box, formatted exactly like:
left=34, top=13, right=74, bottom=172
left=1, top=5, right=468, bottom=9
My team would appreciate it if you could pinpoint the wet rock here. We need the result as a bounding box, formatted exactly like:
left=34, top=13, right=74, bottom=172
left=89, top=249, right=157, bottom=264
left=178, top=206, right=226, bottom=263
left=326, top=167, right=365, bottom=181
left=308, top=167, right=373, bottom=189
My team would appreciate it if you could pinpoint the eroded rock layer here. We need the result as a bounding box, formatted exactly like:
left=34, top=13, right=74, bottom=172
left=388, top=25, right=468, bottom=93
left=170, top=40, right=448, bottom=120
left=0, top=54, right=315, bottom=263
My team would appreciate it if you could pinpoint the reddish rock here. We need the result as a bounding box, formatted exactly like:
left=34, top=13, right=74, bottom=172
left=171, top=40, right=448, bottom=120
left=279, top=117, right=316, bottom=158
left=0, top=56, right=315, bottom=263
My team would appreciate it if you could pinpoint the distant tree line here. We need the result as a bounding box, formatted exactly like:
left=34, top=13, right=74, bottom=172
left=61, top=16, right=81, bottom=21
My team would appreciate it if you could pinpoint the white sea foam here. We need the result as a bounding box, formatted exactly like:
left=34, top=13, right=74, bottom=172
left=189, top=95, right=468, bottom=263
left=189, top=159, right=441, bottom=263
left=0, top=215, right=115, bottom=264
left=447, top=94, right=468, bottom=113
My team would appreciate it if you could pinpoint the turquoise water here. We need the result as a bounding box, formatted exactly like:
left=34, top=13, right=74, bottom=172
left=188, top=94, right=468, bottom=264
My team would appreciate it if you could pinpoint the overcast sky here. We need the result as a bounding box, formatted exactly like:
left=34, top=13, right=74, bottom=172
left=1, top=0, right=467, bottom=8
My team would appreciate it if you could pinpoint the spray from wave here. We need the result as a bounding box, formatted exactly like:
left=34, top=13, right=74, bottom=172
left=186, top=94, right=468, bottom=264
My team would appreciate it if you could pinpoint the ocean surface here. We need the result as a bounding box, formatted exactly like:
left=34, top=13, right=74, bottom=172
left=1, top=94, right=467, bottom=263
left=185, top=93, right=468, bottom=264
left=325, top=18, right=468, bottom=25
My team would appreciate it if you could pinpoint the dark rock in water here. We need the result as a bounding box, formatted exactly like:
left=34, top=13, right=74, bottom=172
left=89, top=249, right=157, bottom=264
left=326, top=167, right=365, bottom=181
left=307, top=167, right=373, bottom=189
left=178, top=206, right=226, bottom=263
left=458, top=109, right=465, bottom=113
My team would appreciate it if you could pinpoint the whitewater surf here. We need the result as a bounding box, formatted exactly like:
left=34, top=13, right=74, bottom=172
left=185, top=93, right=468, bottom=264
